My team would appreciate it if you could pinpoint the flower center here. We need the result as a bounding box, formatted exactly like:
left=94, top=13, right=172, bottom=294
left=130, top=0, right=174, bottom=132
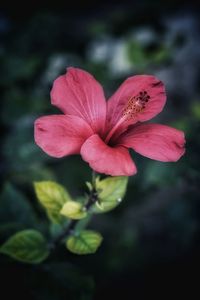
left=122, top=91, right=150, bottom=120
left=105, top=90, right=150, bottom=144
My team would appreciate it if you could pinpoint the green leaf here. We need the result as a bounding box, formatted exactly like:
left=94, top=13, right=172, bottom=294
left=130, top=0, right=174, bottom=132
left=66, top=230, right=103, bottom=255
left=34, top=181, right=72, bottom=224
left=85, top=181, right=93, bottom=192
left=60, top=201, right=87, bottom=220
left=0, top=229, right=49, bottom=264
left=94, top=176, right=128, bottom=213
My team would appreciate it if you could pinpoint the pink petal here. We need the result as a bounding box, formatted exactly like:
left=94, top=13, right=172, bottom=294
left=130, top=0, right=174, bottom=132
left=50, top=67, right=106, bottom=135
left=106, top=75, right=166, bottom=133
left=80, top=134, right=137, bottom=176
left=118, top=123, right=185, bottom=162
left=34, top=115, right=93, bottom=158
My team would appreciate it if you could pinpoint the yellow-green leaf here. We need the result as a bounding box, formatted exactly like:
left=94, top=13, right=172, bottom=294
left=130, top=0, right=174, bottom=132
left=94, top=176, right=128, bottom=213
left=0, top=229, right=49, bottom=264
left=66, top=230, right=103, bottom=255
left=60, top=201, right=87, bottom=220
left=34, top=181, right=72, bottom=224
left=85, top=181, right=92, bottom=191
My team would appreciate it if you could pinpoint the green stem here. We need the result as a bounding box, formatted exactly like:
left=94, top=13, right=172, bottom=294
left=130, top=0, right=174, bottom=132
left=92, top=170, right=97, bottom=189
left=49, top=171, right=98, bottom=250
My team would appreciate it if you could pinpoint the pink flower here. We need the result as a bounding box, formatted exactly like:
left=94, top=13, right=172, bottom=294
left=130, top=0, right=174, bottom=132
left=34, top=67, right=185, bottom=176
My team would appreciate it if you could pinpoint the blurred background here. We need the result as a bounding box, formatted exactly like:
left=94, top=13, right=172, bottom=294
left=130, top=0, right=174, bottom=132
left=0, top=0, right=200, bottom=299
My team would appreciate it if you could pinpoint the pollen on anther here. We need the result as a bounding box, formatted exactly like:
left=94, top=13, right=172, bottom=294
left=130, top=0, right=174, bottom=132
left=122, top=90, right=151, bottom=120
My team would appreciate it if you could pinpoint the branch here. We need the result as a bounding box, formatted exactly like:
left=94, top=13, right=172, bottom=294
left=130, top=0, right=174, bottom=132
left=49, top=178, right=98, bottom=251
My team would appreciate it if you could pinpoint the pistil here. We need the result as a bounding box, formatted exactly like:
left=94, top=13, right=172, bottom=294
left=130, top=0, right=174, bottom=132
left=105, top=91, right=150, bottom=144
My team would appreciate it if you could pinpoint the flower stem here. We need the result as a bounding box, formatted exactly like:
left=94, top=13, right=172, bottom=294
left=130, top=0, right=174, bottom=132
left=49, top=171, right=98, bottom=250
left=92, top=170, right=97, bottom=189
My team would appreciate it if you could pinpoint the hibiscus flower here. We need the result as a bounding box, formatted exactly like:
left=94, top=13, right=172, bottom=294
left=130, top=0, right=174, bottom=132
left=34, top=67, right=185, bottom=176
